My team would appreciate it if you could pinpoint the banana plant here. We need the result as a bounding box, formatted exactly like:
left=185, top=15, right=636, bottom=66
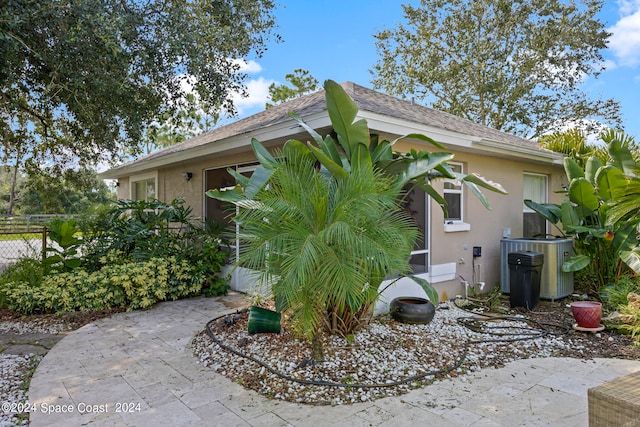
left=525, top=131, right=640, bottom=291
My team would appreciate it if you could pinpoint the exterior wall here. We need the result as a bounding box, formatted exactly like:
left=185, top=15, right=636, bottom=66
left=115, top=150, right=258, bottom=218
left=113, top=138, right=566, bottom=309
left=401, top=144, right=565, bottom=301
left=116, top=177, right=130, bottom=199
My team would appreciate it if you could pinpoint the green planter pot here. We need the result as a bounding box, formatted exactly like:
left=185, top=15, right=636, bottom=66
left=247, top=306, right=281, bottom=334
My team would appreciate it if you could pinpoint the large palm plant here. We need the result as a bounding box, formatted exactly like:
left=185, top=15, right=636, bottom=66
left=207, top=80, right=505, bottom=359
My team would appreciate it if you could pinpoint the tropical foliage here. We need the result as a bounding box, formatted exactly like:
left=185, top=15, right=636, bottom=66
left=208, top=80, right=506, bottom=359
left=0, top=198, right=230, bottom=313
left=43, top=219, right=83, bottom=273
left=80, top=198, right=229, bottom=297
left=525, top=130, right=640, bottom=294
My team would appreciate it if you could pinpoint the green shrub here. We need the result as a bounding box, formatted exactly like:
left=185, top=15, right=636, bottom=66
left=80, top=198, right=229, bottom=296
left=3, top=257, right=204, bottom=314
left=0, top=257, right=44, bottom=308
left=44, top=219, right=83, bottom=273
left=601, top=275, right=640, bottom=309
left=0, top=257, right=44, bottom=287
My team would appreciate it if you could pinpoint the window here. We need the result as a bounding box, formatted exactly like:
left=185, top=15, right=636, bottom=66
left=443, top=162, right=470, bottom=232
left=523, top=173, right=548, bottom=238
left=130, top=173, right=157, bottom=202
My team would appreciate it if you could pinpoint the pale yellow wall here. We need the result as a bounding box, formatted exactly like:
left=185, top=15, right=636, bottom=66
left=116, top=177, right=129, bottom=200
left=396, top=142, right=567, bottom=298
left=119, top=150, right=259, bottom=218
left=117, top=141, right=566, bottom=300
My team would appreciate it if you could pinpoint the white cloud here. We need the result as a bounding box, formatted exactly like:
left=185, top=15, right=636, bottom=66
left=609, top=2, right=640, bottom=66
left=233, top=59, right=263, bottom=74
left=230, top=77, right=276, bottom=116
left=602, top=58, right=618, bottom=72
left=618, top=0, right=640, bottom=16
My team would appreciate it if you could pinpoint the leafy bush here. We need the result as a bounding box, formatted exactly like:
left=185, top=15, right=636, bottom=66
left=3, top=257, right=204, bottom=314
left=80, top=198, right=229, bottom=296
left=0, top=257, right=44, bottom=307
left=44, top=219, right=83, bottom=273
left=525, top=131, right=639, bottom=294
left=0, top=198, right=230, bottom=313
left=601, top=275, right=640, bottom=309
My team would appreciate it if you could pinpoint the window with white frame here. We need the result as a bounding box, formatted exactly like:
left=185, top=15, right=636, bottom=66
left=130, top=173, right=157, bottom=202
left=443, top=162, right=470, bottom=232
left=523, top=173, right=548, bottom=238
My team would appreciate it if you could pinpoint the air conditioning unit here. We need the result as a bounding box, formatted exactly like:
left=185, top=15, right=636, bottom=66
left=500, top=238, right=574, bottom=301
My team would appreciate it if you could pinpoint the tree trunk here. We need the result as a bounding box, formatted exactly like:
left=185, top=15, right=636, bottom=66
left=7, top=164, right=18, bottom=216
left=311, top=331, right=324, bottom=361
left=6, top=145, right=23, bottom=216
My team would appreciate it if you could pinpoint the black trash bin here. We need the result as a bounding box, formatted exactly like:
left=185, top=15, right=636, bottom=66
left=508, top=250, right=544, bottom=309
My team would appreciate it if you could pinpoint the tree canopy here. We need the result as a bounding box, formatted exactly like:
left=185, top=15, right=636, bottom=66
left=23, top=167, right=114, bottom=215
left=371, top=0, right=621, bottom=138
left=265, top=69, right=319, bottom=109
left=0, top=0, right=279, bottom=170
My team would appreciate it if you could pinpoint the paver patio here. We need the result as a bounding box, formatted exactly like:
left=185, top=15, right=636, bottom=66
left=29, top=293, right=640, bottom=426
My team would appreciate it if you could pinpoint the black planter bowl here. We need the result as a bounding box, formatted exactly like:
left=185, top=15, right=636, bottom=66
left=389, top=297, right=436, bottom=324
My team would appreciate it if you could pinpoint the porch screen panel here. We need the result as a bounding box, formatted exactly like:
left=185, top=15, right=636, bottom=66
left=132, top=179, right=155, bottom=202
left=405, top=186, right=429, bottom=274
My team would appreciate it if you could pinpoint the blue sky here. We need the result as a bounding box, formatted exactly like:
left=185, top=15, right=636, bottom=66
left=228, top=0, right=640, bottom=140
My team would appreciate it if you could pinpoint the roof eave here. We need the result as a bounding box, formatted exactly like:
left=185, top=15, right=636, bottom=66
left=99, top=111, right=334, bottom=179
left=473, top=139, right=564, bottom=164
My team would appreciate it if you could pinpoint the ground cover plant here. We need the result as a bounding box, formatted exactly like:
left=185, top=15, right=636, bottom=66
left=207, top=80, right=506, bottom=360
left=0, top=198, right=230, bottom=314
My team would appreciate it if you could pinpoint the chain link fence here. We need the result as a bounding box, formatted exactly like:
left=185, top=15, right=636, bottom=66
left=0, top=215, right=77, bottom=272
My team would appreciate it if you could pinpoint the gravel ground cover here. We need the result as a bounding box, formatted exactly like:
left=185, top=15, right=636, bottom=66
left=0, top=310, right=120, bottom=426
left=193, top=297, right=640, bottom=405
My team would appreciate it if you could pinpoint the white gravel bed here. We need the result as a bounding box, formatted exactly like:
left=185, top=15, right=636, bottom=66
left=0, top=321, right=71, bottom=336
left=192, top=301, right=602, bottom=405
left=0, top=319, right=68, bottom=426
left=0, top=354, right=40, bottom=426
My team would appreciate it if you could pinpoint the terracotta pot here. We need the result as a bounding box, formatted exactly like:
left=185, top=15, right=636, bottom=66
left=390, top=297, right=436, bottom=324
left=570, top=301, right=602, bottom=329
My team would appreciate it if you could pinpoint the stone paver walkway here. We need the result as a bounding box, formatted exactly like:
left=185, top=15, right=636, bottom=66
left=29, top=293, right=640, bottom=426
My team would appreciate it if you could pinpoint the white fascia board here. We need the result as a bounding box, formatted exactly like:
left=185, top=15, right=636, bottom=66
left=101, top=112, right=333, bottom=178
left=358, top=111, right=562, bottom=164
left=474, top=139, right=564, bottom=164
left=358, top=111, right=476, bottom=147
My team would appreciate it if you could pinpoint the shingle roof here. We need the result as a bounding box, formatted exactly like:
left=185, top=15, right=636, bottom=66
left=105, top=81, right=546, bottom=174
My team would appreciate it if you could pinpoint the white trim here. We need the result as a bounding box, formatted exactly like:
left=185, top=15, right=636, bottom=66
left=443, top=161, right=464, bottom=222
left=129, top=171, right=158, bottom=201
left=408, top=185, right=431, bottom=275
left=523, top=172, right=549, bottom=236
left=428, top=262, right=457, bottom=283
left=474, top=139, right=563, bottom=163
left=444, top=222, right=471, bottom=232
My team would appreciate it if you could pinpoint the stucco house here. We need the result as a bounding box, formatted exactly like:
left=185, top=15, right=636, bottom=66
left=100, top=82, right=567, bottom=310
